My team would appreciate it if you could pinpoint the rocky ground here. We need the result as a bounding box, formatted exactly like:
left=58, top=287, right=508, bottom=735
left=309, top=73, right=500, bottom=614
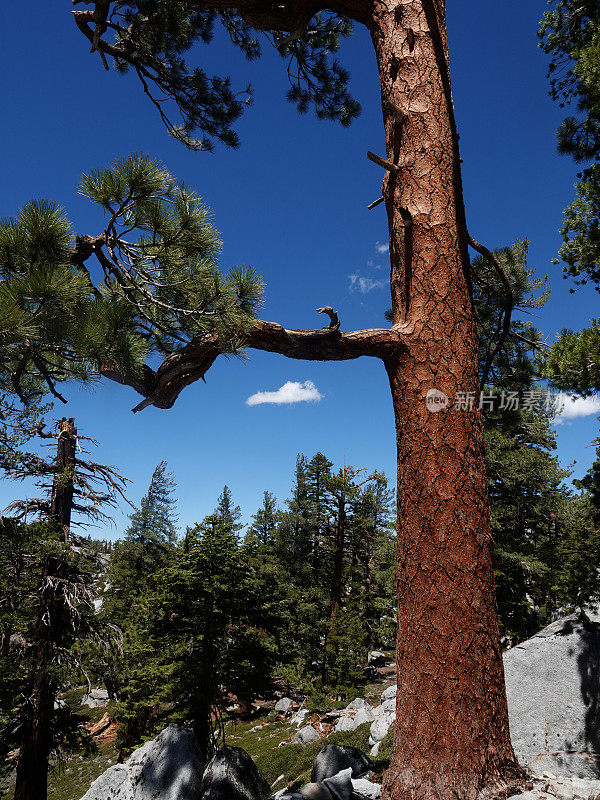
left=4, top=612, right=600, bottom=800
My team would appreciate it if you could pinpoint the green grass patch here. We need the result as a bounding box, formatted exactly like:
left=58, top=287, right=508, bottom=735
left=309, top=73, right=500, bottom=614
left=226, top=720, right=374, bottom=788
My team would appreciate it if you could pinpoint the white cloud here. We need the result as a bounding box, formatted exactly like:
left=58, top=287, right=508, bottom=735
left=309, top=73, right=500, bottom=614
left=246, top=380, right=323, bottom=407
left=348, top=274, right=386, bottom=294
left=553, top=393, right=600, bottom=424
left=376, top=241, right=389, bottom=254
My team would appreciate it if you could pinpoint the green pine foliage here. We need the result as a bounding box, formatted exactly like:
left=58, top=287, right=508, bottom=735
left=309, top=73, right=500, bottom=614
left=0, top=154, right=263, bottom=406
left=544, top=319, right=600, bottom=393
left=539, top=1, right=600, bottom=278
left=105, top=461, right=178, bottom=626
left=75, top=2, right=360, bottom=150
left=115, top=511, right=277, bottom=758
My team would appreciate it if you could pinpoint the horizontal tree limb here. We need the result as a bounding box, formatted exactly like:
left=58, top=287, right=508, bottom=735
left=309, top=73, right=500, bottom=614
left=101, top=318, right=404, bottom=412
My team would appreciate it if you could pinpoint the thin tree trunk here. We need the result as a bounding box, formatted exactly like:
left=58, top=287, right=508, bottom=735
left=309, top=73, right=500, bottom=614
left=51, top=418, right=77, bottom=543
left=14, top=606, right=56, bottom=800
left=325, top=491, right=346, bottom=684
left=369, top=2, right=525, bottom=798
left=15, top=419, right=77, bottom=800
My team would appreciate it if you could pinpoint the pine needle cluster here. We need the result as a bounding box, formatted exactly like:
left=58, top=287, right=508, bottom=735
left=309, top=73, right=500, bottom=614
left=0, top=153, right=263, bottom=404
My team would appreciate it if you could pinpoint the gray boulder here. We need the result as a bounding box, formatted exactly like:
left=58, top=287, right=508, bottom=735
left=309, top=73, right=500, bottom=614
left=378, top=698, right=396, bottom=715
left=369, top=714, right=393, bottom=745
left=300, top=785, right=333, bottom=800
left=367, top=651, right=387, bottom=666
left=528, top=752, right=600, bottom=780
left=275, top=698, right=293, bottom=714
left=81, top=687, right=109, bottom=708
left=334, top=716, right=358, bottom=734
left=353, top=707, right=376, bottom=727
left=311, top=744, right=371, bottom=783
left=380, top=685, right=396, bottom=703
left=300, top=769, right=353, bottom=800
left=345, top=698, right=370, bottom=711
left=293, top=725, right=320, bottom=746
left=200, top=745, right=271, bottom=800
left=79, top=724, right=203, bottom=800
left=322, top=768, right=353, bottom=800
left=351, top=778, right=382, bottom=799
left=504, top=614, right=600, bottom=770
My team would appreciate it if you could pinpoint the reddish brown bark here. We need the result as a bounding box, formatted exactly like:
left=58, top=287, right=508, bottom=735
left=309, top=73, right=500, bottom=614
left=370, top=4, right=524, bottom=798
left=82, top=1, right=529, bottom=797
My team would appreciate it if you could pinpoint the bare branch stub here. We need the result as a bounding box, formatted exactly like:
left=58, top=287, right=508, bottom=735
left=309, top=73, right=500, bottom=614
left=316, top=306, right=340, bottom=330
left=367, top=150, right=399, bottom=175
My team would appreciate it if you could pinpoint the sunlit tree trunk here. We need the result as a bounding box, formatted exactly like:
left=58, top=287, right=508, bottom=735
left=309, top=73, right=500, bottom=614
left=370, top=2, right=525, bottom=798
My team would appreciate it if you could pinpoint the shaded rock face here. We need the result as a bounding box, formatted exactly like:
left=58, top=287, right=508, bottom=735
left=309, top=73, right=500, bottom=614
left=81, top=688, right=109, bottom=708
left=300, top=768, right=353, bottom=800
left=528, top=752, right=600, bottom=780
left=80, top=724, right=203, bottom=800
left=310, top=744, right=371, bottom=783
left=200, top=745, right=271, bottom=800
left=504, top=614, right=600, bottom=770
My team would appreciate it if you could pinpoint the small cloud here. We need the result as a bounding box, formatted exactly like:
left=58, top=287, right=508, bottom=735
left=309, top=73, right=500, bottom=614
left=348, top=274, right=386, bottom=294
left=553, top=393, right=600, bottom=424
left=246, top=380, right=323, bottom=407
left=376, top=241, right=389, bottom=254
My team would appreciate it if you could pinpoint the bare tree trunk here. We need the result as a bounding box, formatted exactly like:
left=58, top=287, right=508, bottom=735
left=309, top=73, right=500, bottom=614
left=15, top=420, right=77, bottom=800
left=14, top=617, right=55, bottom=800
left=369, top=2, right=525, bottom=798
left=51, top=418, right=77, bottom=543
left=324, top=490, right=346, bottom=684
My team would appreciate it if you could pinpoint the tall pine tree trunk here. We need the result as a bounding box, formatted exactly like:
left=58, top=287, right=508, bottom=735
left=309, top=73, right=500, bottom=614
left=14, top=419, right=77, bottom=800
left=370, top=2, right=525, bottom=798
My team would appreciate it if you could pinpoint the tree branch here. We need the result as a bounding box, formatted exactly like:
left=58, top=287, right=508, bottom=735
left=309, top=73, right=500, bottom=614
left=467, top=234, right=514, bottom=388
left=101, top=314, right=402, bottom=412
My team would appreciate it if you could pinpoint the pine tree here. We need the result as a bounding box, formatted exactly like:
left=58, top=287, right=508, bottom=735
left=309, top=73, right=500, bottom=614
left=539, top=3, right=600, bottom=390
left=68, top=3, right=557, bottom=793
left=539, top=1, right=600, bottom=282
left=215, top=485, right=243, bottom=535
left=0, top=418, right=127, bottom=800
left=117, top=511, right=276, bottom=758
left=245, top=491, right=278, bottom=550
left=0, top=154, right=264, bottom=409
left=106, top=461, right=178, bottom=626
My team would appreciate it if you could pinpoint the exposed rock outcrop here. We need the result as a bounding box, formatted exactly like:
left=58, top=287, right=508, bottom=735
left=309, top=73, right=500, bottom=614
left=80, top=724, right=203, bottom=800
left=200, top=745, right=271, bottom=800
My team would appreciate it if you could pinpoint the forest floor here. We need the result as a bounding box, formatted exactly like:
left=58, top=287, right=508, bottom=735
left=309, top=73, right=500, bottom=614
left=0, top=658, right=396, bottom=800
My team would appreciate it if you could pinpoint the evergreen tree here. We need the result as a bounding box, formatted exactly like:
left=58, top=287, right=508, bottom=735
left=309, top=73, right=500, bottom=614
left=0, top=418, right=127, bottom=800
left=540, top=3, right=600, bottom=390
left=0, top=154, right=263, bottom=409
left=215, top=485, right=243, bottom=535
left=116, top=511, right=276, bottom=757
left=70, top=3, right=555, bottom=792
left=245, top=490, right=278, bottom=550
left=106, top=461, right=178, bottom=626
left=540, top=0, right=600, bottom=282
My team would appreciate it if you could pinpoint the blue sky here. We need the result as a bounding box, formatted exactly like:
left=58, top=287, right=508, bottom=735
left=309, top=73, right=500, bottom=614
left=0, top=1, right=598, bottom=536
